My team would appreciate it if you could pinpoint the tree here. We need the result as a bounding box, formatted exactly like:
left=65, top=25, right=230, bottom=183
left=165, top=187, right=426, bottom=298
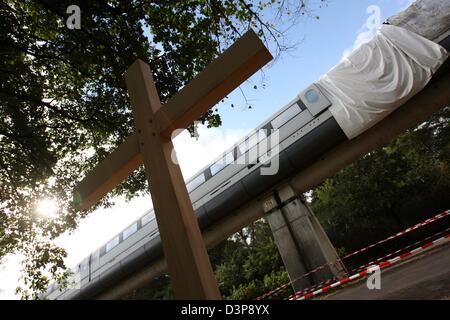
left=0, top=0, right=325, bottom=298
left=216, top=220, right=289, bottom=300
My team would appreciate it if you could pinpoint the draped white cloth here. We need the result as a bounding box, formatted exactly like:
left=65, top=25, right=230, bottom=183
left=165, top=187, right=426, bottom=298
left=317, top=24, right=448, bottom=139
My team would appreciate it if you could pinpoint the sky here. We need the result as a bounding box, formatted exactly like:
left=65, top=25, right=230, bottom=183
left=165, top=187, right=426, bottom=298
left=0, top=0, right=415, bottom=299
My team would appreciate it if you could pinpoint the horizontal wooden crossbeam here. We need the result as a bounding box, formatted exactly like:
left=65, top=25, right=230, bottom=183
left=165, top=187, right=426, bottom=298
left=74, top=134, right=142, bottom=210
left=74, top=30, right=272, bottom=210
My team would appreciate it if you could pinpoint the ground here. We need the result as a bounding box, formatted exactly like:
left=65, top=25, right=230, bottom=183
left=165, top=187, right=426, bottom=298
left=324, top=241, right=450, bottom=300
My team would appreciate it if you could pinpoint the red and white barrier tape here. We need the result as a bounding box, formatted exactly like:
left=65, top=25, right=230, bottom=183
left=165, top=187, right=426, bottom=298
left=256, top=209, right=449, bottom=300
left=290, top=232, right=450, bottom=300
left=289, top=278, right=334, bottom=299
left=288, top=227, right=450, bottom=300
left=354, top=227, right=450, bottom=273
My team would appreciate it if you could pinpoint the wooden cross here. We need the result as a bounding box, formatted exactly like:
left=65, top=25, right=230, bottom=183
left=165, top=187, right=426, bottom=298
left=73, top=30, right=272, bottom=299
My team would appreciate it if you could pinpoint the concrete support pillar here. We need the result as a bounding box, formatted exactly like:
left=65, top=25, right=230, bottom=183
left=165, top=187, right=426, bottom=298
left=263, top=185, right=346, bottom=292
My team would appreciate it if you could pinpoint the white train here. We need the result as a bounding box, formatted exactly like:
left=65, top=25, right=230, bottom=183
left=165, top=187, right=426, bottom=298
left=44, top=0, right=449, bottom=299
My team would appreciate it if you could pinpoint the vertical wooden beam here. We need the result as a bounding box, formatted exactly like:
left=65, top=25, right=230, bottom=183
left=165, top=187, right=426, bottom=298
left=125, top=59, right=221, bottom=299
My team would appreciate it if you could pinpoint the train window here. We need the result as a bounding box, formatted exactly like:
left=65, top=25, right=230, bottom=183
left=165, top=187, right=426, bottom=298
left=186, top=173, right=206, bottom=192
left=238, top=130, right=267, bottom=154
left=296, top=98, right=307, bottom=111
left=105, top=235, right=120, bottom=253
left=141, top=212, right=154, bottom=226
left=210, top=152, right=234, bottom=176
left=258, top=129, right=268, bottom=141
left=123, top=222, right=138, bottom=240
left=270, top=104, right=301, bottom=129
left=248, top=133, right=258, bottom=150
left=238, top=140, right=247, bottom=154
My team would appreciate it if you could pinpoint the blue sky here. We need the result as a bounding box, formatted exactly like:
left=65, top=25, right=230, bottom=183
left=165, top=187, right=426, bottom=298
left=0, top=0, right=414, bottom=299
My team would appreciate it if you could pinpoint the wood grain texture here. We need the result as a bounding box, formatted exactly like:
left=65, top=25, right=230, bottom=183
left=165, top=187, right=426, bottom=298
left=73, top=134, right=142, bottom=210
left=125, top=59, right=221, bottom=299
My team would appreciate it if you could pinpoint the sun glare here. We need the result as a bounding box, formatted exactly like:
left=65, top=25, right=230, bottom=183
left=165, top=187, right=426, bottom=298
left=36, top=198, right=59, bottom=218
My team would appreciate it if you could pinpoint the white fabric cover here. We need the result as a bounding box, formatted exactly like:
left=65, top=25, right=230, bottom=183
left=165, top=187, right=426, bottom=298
left=387, top=0, right=450, bottom=42
left=317, top=24, right=448, bottom=139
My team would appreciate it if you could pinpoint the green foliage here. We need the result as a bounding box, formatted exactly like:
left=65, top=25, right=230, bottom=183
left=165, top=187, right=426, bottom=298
left=0, top=0, right=322, bottom=297
left=215, top=220, right=285, bottom=299
left=226, top=280, right=261, bottom=300
left=226, top=270, right=289, bottom=300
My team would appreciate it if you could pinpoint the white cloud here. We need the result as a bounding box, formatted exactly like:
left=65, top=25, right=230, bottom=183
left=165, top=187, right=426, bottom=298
left=341, top=0, right=416, bottom=61
left=341, top=28, right=377, bottom=62
left=0, top=255, right=22, bottom=299
left=173, top=125, right=247, bottom=179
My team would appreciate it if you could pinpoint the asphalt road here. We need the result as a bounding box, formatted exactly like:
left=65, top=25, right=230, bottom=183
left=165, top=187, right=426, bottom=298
left=326, top=242, right=450, bottom=300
